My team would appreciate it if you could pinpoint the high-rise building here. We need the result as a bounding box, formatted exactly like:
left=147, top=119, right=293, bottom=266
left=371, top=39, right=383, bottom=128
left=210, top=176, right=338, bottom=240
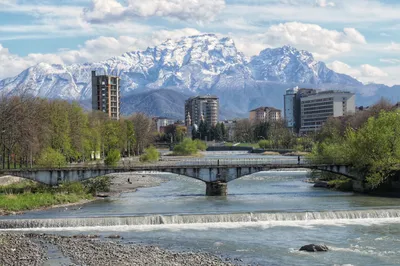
left=91, top=71, right=121, bottom=120
left=185, top=95, right=219, bottom=127
left=300, top=90, right=355, bottom=134
left=249, top=107, right=282, bottom=123
left=284, top=87, right=317, bottom=132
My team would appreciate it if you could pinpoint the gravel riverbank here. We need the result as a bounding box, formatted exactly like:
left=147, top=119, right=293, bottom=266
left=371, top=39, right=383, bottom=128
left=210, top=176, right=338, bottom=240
left=0, top=233, right=236, bottom=266
left=108, top=173, right=167, bottom=195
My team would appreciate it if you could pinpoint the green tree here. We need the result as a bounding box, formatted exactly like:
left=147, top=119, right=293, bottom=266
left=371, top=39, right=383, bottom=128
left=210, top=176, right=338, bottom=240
left=104, top=149, right=120, bottom=167
left=173, top=138, right=198, bottom=156
left=37, top=147, right=67, bottom=168
left=194, top=139, right=207, bottom=151
left=220, top=123, right=227, bottom=141
left=102, top=120, right=121, bottom=154
left=140, top=146, right=160, bottom=162
left=125, top=120, right=136, bottom=157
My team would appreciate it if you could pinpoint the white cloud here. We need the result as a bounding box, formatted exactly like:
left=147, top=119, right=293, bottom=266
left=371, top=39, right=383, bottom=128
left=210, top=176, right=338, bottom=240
left=84, top=0, right=226, bottom=23
left=0, top=44, right=63, bottom=79
left=360, top=64, right=388, bottom=78
left=255, top=22, right=366, bottom=59
left=225, top=0, right=400, bottom=24
left=343, top=28, right=366, bottom=44
left=328, top=60, right=392, bottom=85
left=328, top=60, right=360, bottom=77
left=380, top=58, right=400, bottom=64
left=0, top=28, right=202, bottom=79
left=385, top=42, right=400, bottom=52
left=315, top=0, right=335, bottom=7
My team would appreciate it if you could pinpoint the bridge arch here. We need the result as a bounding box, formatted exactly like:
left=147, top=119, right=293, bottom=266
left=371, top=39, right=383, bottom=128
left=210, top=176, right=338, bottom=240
left=0, top=163, right=356, bottom=195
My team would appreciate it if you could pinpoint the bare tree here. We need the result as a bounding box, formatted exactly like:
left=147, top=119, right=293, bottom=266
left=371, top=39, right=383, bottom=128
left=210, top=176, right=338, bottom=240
left=130, top=113, right=155, bottom=155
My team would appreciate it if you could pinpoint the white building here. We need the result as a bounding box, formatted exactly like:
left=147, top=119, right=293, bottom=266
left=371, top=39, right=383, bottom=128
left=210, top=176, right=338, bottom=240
left=155, top=117, right=175, bottom=132
left=300, top=90, right=355, bottom=134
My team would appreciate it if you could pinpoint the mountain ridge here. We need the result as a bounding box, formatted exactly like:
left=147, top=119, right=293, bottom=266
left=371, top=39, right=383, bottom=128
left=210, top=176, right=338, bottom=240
left=0, top=34, right=396, bottom=119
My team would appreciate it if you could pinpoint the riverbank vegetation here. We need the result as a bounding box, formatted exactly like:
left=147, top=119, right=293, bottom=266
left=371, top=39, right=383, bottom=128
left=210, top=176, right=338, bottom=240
left=139, top=146, right=160, bottom=162
left=0, top=95, right=158, bottom=169
left=172, top=139, right=207, bottom=156
left=227, top=119, right=314, bottom=151
left=310, top=100, right=400, bottom=188
left=0, top=176, right=111, bottom=214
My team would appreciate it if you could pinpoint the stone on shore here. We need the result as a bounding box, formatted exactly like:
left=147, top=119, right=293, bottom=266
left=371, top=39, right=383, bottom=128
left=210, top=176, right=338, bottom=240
left=299, top=244, right=329, bottom=252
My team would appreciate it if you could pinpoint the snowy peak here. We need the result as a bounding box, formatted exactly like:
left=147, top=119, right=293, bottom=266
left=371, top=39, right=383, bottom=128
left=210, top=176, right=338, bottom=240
left=0, top=34, right=361, bottom=102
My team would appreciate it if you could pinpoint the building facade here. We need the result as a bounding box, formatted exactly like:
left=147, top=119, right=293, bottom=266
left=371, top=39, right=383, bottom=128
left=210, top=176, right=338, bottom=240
left=154, top=117, right=176, bottom=133
left=91, top=71, right=121, bottom=120
left=249, top=107, right=282, bottom=123
left=284, top=87, right=318, bottom=133
left=185, top=95, right=219, bottom=127
left=300, top=90, right=355, bottom=134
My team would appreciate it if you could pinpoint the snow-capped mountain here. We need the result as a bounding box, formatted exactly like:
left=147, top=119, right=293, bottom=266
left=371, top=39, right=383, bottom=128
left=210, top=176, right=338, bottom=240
left=1, top=34, right=382, bottom=118
left=0, top=34, right=361, bottom=101
left=250, top=45, right=361, bottom=85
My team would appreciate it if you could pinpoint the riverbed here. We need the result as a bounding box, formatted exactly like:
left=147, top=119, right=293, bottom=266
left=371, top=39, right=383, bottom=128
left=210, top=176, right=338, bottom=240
left=2, top=153, right=400, bottom=265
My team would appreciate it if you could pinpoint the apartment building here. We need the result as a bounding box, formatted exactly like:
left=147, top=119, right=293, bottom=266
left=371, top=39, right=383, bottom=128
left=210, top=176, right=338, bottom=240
left=300, top=90, right=355, bottom=134
left=185, top=95, right=219, bottom=127
left=249, top=107, right=282, bottom=123
left=91, top=71, right=121, bottom=120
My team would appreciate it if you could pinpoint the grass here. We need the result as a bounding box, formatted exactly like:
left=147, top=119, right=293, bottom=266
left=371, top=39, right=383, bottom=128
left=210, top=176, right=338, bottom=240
left=0, top=192, right=92, bottom=212
left=0, top=177, right=112, bottom=213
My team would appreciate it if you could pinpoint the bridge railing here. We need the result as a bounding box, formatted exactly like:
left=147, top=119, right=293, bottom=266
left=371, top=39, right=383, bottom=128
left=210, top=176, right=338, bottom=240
left=0, top=158, right=343, bottom=172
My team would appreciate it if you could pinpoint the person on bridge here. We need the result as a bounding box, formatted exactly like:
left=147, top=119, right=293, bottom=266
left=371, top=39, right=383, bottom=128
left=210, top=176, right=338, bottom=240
left=298, top=156, right=301, bottom=165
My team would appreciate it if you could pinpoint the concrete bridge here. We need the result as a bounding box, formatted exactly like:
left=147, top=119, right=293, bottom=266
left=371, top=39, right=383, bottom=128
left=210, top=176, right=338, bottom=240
left=0, top=158, right=354, bottom=196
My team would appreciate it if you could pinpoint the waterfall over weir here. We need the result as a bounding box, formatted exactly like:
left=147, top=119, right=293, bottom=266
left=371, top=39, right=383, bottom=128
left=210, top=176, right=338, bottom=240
left=1, top=209, right=400, bottom=229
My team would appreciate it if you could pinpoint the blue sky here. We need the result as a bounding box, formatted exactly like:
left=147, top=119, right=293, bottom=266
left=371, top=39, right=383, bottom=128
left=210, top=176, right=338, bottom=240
left=1, top=0, right=400, bottom=85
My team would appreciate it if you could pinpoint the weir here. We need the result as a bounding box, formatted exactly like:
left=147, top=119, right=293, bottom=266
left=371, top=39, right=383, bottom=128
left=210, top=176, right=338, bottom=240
left=1, top=209, right=400, bottom=229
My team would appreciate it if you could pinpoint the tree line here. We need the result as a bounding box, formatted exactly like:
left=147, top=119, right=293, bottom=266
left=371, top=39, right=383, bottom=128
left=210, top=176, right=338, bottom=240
left=310, top=99, right=400, bottom=188
left=0, top=95, right=155, bottom=168
left=191, top=121, right=228, bottom=142
left=232, top=119, right=314, bottom=151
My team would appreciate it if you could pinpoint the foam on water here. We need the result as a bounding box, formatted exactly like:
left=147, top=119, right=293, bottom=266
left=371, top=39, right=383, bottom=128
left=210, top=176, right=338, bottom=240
left=1, top=209, right=400, bottom=231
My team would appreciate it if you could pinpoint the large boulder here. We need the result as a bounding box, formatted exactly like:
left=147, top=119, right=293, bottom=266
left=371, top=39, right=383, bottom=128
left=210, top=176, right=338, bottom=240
left=299, top=244, right=329, bottom=252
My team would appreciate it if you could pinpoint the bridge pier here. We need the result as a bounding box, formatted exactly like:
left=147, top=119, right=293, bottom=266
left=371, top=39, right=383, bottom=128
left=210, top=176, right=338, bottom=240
left=206, top=182, right=227, bottom=196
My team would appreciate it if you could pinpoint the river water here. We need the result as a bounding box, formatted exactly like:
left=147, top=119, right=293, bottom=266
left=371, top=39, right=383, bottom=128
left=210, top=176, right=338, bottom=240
left=2, top=152, right=400, bottom=265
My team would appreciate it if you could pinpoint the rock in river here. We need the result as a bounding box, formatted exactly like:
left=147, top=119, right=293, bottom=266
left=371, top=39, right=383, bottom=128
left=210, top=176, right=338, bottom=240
left=299, top=244, right=329, bottom=252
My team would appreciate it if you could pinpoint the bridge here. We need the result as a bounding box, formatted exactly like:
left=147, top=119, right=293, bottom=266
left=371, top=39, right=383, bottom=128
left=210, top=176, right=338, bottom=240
left=0, top=158, right=354, bottom=196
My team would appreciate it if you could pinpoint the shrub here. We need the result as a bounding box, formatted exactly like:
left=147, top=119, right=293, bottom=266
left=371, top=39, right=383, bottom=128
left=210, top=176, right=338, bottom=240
left=105, top=149, right=120, bottom=167
left=194, top=139, right=207, bottom=151
left=173, top=138, right=198, bottom=156
left=140, top=146, right=160, bottom=162
left=83, top=176, right=111, bottom=195
left=258, top=140, right=272, bottom=149
left=37, top=147, right=67, bottom=168
left=59, top=182, right=85, bottom=195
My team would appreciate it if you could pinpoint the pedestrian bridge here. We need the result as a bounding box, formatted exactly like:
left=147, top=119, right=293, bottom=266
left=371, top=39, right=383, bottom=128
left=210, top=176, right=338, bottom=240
left=0, top=158, right=353, bottom=196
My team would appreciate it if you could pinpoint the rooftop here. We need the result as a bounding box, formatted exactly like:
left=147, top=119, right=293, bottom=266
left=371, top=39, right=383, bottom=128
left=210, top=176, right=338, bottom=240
left=250, top=106, right=281, bottom=112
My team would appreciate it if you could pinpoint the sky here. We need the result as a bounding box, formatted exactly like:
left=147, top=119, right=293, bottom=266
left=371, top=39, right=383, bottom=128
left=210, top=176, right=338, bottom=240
left=1, top=0, right=400, bottom=86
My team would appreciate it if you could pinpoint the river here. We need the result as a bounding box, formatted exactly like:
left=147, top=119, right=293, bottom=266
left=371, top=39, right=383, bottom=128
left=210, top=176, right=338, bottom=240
left=2, top=152, right=400, bottom=265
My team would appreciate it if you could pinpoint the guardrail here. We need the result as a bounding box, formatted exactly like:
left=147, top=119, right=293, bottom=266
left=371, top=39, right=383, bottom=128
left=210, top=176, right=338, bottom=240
left=0, top=158, right=346, bottom=172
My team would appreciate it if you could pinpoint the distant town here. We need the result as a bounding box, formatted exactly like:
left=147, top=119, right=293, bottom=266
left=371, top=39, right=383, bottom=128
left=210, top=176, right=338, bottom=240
left=92, top=70, right=398, bottom=143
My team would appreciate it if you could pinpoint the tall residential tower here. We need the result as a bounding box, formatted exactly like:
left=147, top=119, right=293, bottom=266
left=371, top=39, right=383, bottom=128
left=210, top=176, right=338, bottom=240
left=185, top=95, right=219, bottom=127
left=91, top=71, right=121, bottom=120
